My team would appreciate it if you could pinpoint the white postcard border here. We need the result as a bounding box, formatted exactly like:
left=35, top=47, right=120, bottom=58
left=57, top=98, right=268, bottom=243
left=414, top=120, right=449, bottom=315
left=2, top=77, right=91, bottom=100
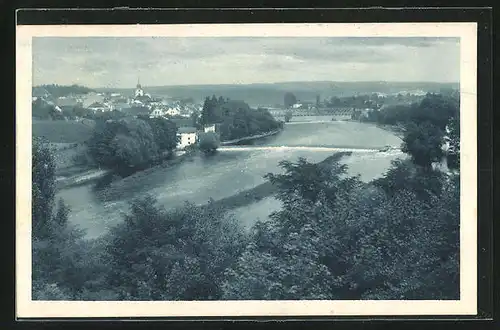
left=16, top=22, right=478, bottom=318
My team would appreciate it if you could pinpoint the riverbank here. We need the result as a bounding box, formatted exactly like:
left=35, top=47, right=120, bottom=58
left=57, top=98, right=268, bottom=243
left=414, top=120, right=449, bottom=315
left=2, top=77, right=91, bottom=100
left=94, top=150, right=198, bottom=200
left=56, top=168, right=109, bottom=190
left=56, top=129, right=284, bottom=191
left=56, top=149, right=190, bottom=191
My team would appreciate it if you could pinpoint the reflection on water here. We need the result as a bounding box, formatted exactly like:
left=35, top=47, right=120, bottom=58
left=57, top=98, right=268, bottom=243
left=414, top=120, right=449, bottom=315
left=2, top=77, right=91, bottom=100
left=57, top=120, right=404, bottom=239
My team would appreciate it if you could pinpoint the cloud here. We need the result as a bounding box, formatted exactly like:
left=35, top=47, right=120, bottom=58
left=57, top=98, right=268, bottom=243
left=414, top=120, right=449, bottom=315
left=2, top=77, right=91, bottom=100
left=32, top=36, right=460, bottom=87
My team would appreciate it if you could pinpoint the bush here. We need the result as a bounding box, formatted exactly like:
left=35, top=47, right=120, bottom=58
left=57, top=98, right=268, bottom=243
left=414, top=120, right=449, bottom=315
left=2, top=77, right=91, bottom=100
left=104, top=196, right=247, bottom=300
left=198, top=132, right=220, bottom=154
left=222, top=154, right=459, bottom=300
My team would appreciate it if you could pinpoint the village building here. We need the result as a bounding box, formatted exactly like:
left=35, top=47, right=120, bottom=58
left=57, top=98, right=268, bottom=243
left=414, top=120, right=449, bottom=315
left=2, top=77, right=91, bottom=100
left=87, top=102, right=112, bottom=112
left=82, top=92, right=105, bottom=109
left=165, top=106, right=181, bottom=117
left=176, top=127, right=198, bottom=150
left=135, top=80, right=144, bottom=98
left=204, top=124, right=217, bottom=133
left=56, top=96, right=81, bottom=108
left=113, top=101, right=131, bottom=112
left=149, top=108, right=164, bottom=118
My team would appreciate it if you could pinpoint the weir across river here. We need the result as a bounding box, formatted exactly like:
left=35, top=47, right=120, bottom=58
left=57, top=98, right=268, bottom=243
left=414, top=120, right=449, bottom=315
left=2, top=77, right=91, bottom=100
left=219, top=146, right=388, bottom=153
left=219, top=145, right=402, bottom=154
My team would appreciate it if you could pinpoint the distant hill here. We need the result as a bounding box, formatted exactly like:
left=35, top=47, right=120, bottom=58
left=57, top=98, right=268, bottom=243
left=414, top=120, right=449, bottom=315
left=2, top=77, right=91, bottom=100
left=33, top=84, right=96, bottom=99
left=96, top=81, right=459, bottom=108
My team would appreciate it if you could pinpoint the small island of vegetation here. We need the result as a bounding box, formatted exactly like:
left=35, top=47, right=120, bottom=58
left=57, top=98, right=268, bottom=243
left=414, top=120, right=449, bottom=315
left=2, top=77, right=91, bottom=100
left=199, top=95, right=283, bottom=142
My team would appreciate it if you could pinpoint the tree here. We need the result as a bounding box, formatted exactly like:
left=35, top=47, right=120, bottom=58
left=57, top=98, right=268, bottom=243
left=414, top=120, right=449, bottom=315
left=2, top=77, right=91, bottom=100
left=198, top=132, right=220, bottom=154
left=445, top=114, right=460, bottom=171
left=378, top=104, right=411, bottom=125
left=32, top=137, right=57, bottom=239
left=223, top=153, right=361, bottom=299
left=105, top=196, right=246, bottom=300
left=32, top=137, right=90, bottom=299
left=402, top=121, right=445, bottom=168
left=146, top=117, right=179, bottom=153
left=37, top=84, right=95, bottom=98
left=409, top=93, right=458, bottom=130
left=222, top=151, right=459, bottom=300
left=200, top=96, right=218, bottom=125
left=190, top=110, right=201, bottom=129
left=284, top=92, right=297, bottom=108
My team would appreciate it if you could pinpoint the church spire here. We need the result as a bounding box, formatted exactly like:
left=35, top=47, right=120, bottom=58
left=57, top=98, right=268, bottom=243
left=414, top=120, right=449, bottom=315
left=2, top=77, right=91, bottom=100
left=137, top=76, right=141, bottom=89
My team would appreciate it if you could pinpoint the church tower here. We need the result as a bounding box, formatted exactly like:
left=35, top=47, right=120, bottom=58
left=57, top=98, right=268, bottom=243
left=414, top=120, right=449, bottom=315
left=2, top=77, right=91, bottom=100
left=135, top=77, right=144, bottom=98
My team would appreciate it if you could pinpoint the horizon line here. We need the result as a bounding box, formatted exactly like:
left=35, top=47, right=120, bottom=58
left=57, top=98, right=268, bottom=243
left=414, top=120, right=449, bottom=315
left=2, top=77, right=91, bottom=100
left=33, top=80, right=461, bottom=89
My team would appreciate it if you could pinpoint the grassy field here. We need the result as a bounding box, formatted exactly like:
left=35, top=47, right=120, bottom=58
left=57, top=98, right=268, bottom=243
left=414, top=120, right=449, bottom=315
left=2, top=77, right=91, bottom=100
left=32, top=119, right=96, bottom=173
left=32, top=119, right=95, bottom=143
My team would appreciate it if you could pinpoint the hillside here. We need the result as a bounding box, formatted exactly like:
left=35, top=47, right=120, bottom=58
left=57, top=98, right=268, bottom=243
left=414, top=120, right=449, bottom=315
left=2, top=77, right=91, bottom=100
left=96, top=81, right=459, bottom=107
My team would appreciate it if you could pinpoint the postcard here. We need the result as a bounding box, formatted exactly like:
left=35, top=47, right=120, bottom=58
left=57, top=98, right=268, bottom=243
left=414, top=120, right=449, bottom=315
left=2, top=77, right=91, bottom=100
left=16, top=21, right=477, bottom=318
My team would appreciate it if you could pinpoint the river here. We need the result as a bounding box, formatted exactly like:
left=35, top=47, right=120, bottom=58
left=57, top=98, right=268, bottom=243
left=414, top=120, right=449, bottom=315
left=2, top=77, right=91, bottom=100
left=57, top=118, right=405, bottom=239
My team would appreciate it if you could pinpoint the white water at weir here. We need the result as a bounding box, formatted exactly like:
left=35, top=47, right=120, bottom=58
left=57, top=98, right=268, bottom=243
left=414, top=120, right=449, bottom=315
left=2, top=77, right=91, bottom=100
left=219, top=146, right=388, bottom=153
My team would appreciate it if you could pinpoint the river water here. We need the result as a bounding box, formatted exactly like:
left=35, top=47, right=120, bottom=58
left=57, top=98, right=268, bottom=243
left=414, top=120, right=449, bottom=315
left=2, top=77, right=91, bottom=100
left=57, top=118, right=405, bottom=239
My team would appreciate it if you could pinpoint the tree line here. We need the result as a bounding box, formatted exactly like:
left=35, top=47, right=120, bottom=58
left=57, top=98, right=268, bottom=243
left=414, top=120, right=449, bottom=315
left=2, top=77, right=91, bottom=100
left=359, top=93, right=460, bottom=169
left=34, top=84, right=95, bottom=98
left=199, top=95, right=283, bottom=141
left=31, top=93, right=461, bottom=300
left=32, top=98, right=126, bottom=121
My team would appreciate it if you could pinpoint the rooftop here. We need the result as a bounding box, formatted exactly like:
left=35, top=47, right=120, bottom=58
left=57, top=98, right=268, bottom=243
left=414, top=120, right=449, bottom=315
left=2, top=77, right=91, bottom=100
left=177, top=127, right=197, bottom=134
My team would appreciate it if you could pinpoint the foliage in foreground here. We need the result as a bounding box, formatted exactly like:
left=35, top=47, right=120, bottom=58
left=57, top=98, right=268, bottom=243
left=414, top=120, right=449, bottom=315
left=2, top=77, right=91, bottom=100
left=221, top=155, right=459, bottom=300
left=104, top=197, right=247, bottom=300
left=32, top=138, right=93, bottom=299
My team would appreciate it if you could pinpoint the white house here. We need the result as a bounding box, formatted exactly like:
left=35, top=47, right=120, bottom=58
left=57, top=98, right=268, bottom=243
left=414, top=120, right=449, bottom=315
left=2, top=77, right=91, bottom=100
left=166, top=107, right=181, bottom=116
left=292, top=103, right=303, bottom=109
left=177, top=127, right=198, bottom=149
left=149, top=108, right=164, bottom=118
left=204, top=124, right=216, bottom=133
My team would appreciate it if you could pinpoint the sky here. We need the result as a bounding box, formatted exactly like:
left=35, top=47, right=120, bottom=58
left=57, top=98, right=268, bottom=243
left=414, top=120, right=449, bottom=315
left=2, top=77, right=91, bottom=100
left=32, top=37, right=460, bottom=88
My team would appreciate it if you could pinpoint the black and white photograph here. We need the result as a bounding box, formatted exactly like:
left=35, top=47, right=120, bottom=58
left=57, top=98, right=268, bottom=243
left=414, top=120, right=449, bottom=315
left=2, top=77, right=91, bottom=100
left=16, top=22, right=478, bottom=318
